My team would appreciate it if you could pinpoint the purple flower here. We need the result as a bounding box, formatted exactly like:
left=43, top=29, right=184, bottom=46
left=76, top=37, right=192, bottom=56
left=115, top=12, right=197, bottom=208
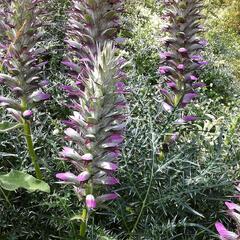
left=30, top=91, right=50, bottom=102
left=97, top=162, right=118, bottom=171
left=183, top=115, right=198, bottom=122
left=63, top=0, right=123, bottom=86
left=22, top=110, right=33, bottom=119
left=199, top=40, right=208, bottom=46
left=182, top=93, right=198, bottom=104
left=162, top=101, right=173, bottom=113
left=160, top=52, right=172, bottom=59
left=7, top=109, right=22, bottom=122
left=81, top=153, right=93, bottom=161
left=192, top=82, right=206, bottom=88
left=158, top=66, right=173, bottom=74
left=97, top=193, right=119, bottom=203
left=167, top=81, right=177, bottom=89
left=178, top=47, right=188, bottom=53
left=57, top=0, right=126, bottom=218
left=191, top=55, right=203, bottom=61
left=12, top=87, right=23, bottom=96
left=56, top=172, right=77, bottom=182
left=175, top=115, right=198, bottom=124
left=108, top=134, right=124, bottom=144
left=39, top=80, right=49, bottom=87
left=0, top=96, right=21, bottom=110
left=177, top=64, right=185, bottom=70
left=95, top=176, right=120, bottom=186
left=64, top=128, right=83, bottom=142
left=215, top=222, right=238, bottom=240
left=186, top=75, right=198, bottom=81
left=215, top=184, right=240, bottom=240
left=62, top=61, right=81, bottom=72
left=86, top=195, right=97, bottom=209
left=198, top=61, right=209, bottom=66
left=77, top=171, right=91, bottom=182
left=115, top=81, right=128, bottom=94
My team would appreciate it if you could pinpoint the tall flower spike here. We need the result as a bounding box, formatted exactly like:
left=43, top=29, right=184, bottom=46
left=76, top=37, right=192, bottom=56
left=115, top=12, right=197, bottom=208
left=159, top=0, right=207, bottom=148
left=57, top=43, right=127, bottom=225
left=215, top=183, right=240, bottom=240
left=63, top=0, right=124, bottom=89
left=0, top=0, right=49, bottom=179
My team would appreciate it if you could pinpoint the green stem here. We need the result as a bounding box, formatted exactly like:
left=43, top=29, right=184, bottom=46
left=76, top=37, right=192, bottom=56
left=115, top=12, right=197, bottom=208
left=80, top=207, right=88, bottom=239
left=23, top=121, right=43, bottom=180
left=21, top=97, right=43, bottom=180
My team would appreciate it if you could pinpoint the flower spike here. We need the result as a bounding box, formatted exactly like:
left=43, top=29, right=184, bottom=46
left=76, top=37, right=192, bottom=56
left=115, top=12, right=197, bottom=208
left=159, top=0, right=207, bottom=149
left=0, top=0, right=49, bottom=179
left=63, top=0, right=124, bottom=88
left=57, top=43, right=127, bottom=210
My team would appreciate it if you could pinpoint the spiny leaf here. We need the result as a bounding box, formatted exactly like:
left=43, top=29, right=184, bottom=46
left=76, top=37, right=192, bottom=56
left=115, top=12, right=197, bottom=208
left=70, top=215, right=83, bottom=222
left=0, top=122, right=21, bottom=133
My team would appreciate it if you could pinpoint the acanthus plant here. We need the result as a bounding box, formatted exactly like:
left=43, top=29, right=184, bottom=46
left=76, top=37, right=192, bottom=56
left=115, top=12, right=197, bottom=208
left=215, top=183, right=240, bottom=240
left=57, top=0, right=126, bottom=237
left=57, top=43, right=127, bottom=237
left=0, top=0, right=50, bottom=180
left=159, top=0, right=208, bottom=151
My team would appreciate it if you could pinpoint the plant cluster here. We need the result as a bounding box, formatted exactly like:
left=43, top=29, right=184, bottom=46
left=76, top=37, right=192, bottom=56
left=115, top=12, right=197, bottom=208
left=0, top=0, right=239, bottom=239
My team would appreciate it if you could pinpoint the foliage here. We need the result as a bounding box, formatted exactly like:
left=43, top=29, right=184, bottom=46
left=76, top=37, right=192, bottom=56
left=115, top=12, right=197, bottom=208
left=0, top=170, right=50, bottom=193
left=0, top=0, right=240, bottom=239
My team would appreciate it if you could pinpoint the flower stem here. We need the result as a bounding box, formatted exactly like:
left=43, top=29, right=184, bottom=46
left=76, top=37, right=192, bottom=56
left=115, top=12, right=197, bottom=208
left=21, top=96, right=43, bottom=180
left=80, top=207, right=88, bottom=239
left=23, top=121, right=43, bottom=180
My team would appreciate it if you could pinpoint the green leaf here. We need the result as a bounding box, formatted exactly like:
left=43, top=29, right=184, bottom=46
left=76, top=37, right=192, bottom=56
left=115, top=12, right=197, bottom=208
left=70, top=215, right=83, bottom=222
left=0, top=122, right=21, bottom=133
left=0, top=170, right=50, bottom=193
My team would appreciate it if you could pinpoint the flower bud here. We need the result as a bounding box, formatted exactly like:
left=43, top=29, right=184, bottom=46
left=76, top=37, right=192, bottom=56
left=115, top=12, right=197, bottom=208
left=22, top=110, right=33, bottom=120
left=86, top=194, right=97, bottom=209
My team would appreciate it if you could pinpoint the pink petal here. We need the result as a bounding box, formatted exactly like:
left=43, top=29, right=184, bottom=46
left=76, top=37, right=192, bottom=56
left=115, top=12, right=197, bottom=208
left=81, top=153, right=93, bottom=161
left=77, top=171, right=91, bottom=182
left=225, top=202, right=240, bottom=212
left=97, top=161, right=118, bottom=171
left=162, top=102, right=173, bottom=113
left=215, top=222, right=238, bottom=240
left=97, top=193, right=119, bottom=203
left=178, top=47, right=188, bottom=53
left=86, top=194, right=97, bottom=209
left=56, top=172, right=76, bottom=181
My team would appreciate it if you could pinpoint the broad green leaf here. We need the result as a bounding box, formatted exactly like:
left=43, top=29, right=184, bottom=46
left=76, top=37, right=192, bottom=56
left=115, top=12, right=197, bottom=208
left=0, top=122, right=21, bottom=133
left=0, top=170, right=50, bottom=193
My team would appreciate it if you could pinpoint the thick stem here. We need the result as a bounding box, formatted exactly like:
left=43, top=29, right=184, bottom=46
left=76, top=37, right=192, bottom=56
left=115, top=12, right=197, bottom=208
left=21, top=96, right=43, bottom=180
left=80, top=207, right=88, bottom=239
left=23, top=121, right=43, bottom=180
